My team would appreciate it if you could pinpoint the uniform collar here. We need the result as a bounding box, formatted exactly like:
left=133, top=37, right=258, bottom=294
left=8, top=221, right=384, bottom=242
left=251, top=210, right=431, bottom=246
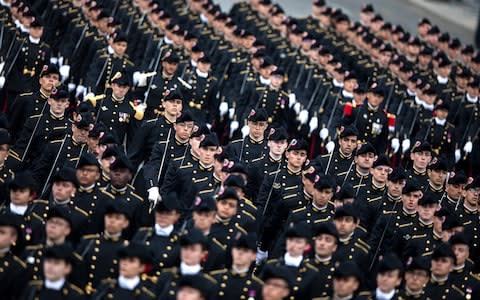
left=434, top=117, right=446, bottom=126
left=428, top=181, right=444, bottom=192
left=45, top=278, right=65, bottom=291
left=436, top=75, right=449, bottom=84
left=231, top=265, right=249, bottom=275
left=112, top=94, right=125, bottom=103
left=49, top=112, right=65, bottom=120
left=155, top=224, right=174, bottom=237
left=199, top=162, right=213, bottom=172
left=248, top=135, right=264, bottom=144
left=375, top=288, right=395, bottom=300
left=412, top=167, right=426, bottom=176
left=195, top=68, right=208, bottom=78
left=332, top=78, right=344, bottom=88
left=367, top=102, right=379, bottom=112
left=463, top=202, right=477, bottom=213
left=110, top=185, right=128, bottom=195
left=180, top=262, right=202, bottom=275
left=10, top=203, right=28, bottom=215
left=402, top=207, right=417, bottom=217
left=118, top=275, right=140, bottom=290
left=466, top=93, right=478, bottom=103
left=314, top=255, right=332, bottom=264
left=312, top=201, right=328, bottom=211
left=342, top=89, right=354, bottom=98
left=284, top=253, right=303, bottom=267
left=431, top=274, right=448, bottom=284
left=454, top=264, right=465, bottom=272
left=103, top=231, right=122, bottom=241
left=259, top=76, right=271, bottom=86
left=338, top=149, right=352, bottom=159
left=29, top=35, right=40, bottom=44
left=287, top=166, right=302, bottom=175
left=339, top=232, right=354, bottom=244
left=79, top=184, right=96, bottom=193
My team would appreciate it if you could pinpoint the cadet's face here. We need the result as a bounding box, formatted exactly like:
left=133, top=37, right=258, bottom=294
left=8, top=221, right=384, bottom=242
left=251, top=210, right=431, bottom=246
left=193, top=211, right=216, bottom=232
left=355, top=153, right=376, bottom=169
left=268, top=140, right=288, bottom=156
left=452, top=244, right=469, bottom=266
left=431, top=257, right=454, bottom=277
left=155, top=210, right=180, bottom=227
left=446, top=184, right=464, bottom=200
left=112, top=41, right=128, bottom=55
left=72, top=125, right=90, bottom=143
left=110, top=168, right=132, bottom=188
left=404, top=270, right=429, bottom=292
left=100, top=156, right=115, bottom=175
left=417, top=203, right=438, bottom=221
left=0, top=226, right=17, bottom=249
left=367, top=93, right=384, bottom=107
left=0, top=144, right=8, bottom=162
left=313, top=188, right=334, bottom=207
left=190, top=136, right=202, bottom=155
left=428, top=169, right=447, bottom=187
left=410, top=151, right=432, bottom=170
left=371, top=165, right=392, bottom=184
left=197, top=62, right=211, bottom=74
left=76, top=166, right=100, bottom=186
left=52, top=181, right=76, bottom=201
left=177, top=287, right=204, bottom=300
left=285, top=237, right=309, bottom=257
left=104, top=213, right=129, bottom=234
left=39, top=74, right=60, bottom=92
left=216, top=199, right=237, bottom=219
left=376, top=270, right=402, bottom=293
left=262, top=278, right=290, bottom=300
left=285, top=150, right=307, bottom=169
left=464, top=188, right=480, bottom=206
left=402, top=191, right=422, bottom=211
left=48, top=98, right=69, bottom=115
left=174, top=122, right=194, bottom=141
left=231, top=247, right=256, bottom=268
left=163, top=99, right=182, bottom=116
left=10, top=188, right=33, bottom=205
left=248, top=121, right=268, bottom=140
left=29, top=26, right=44, bottom=39
left=181, top=244, right=205, bottom=265
left=43, top=258, right=71, bottom=281
left=314, top=234, right=337, bottom=258
left=119, top=257, right=144, bottom=278
left=163, top=61, right=178, bottom=76
left=199, top=146, right=217, bottom=166
left=339, top=136, right=357, bottom=155
left=386, top=180, right=406, bottom=197
left=333, top=277, right=359, bottom=298
left=46, top=217, right=71, bottom=241
left=111, top=83, right=130, bottom=99
left=270, top=75, right=283, bottom=88
left=334, top=216, right=357, bottom=237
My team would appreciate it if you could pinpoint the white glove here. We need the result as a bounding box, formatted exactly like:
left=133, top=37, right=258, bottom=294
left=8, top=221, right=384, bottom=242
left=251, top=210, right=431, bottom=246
left=464, top=141, right=473, bottom=153
left=0, top=76, right=5, bottom=89
left=391, top=138, right=400, bottom=154
left=455, top=149, right=461, bottom=163
left=309, top=116, right=318, bottom=133
left=59, top=65, right=70, bottom=82
left=206, top=123, right=212, bottom=130
left=230, top=120, right=239, bottom=136
left=58, top=56, right=64, bottom=66
left=256, top=248, right=268, bottom=265
left=136, top=103, right=147, bottom=113
left=219, top=102, right=228, bottom=117
left=76, top=85, right=86, bottom=97
left=0, top=62, right=4, bottom=73
left=133, top=71, right=148, bottom=87
left=147, top=187, right=160, bottom=202
left=68, top=83, right=76, bottom=92
left=228, top=107, right=235, bottom=119
left=293, top=102, right=301, bottom=114
left=319, top=128, right=329, bottom=140
left=50, top=57, right=58, bottom=64
left=326, top=141, right=335, bottom=153
left=402, top=139, right=410, bottom=153
left=85, top=92, right=95, bottom=100
left=241, top=125, right=250, bottom=138
left=299, top=109, right=309, bottom=125
left=288, top=93, right=296, bottom=108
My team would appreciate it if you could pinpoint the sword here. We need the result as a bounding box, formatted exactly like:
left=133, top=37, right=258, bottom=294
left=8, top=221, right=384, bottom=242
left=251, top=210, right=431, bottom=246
left=21, top=101, right=49, bottom=162
left=40, top=134, right=68, bottom=197
left=149, top=128, right=173, bottom=213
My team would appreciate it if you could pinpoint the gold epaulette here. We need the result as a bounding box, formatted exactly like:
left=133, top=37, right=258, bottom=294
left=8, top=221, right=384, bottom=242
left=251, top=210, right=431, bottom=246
left=100, top=189, right=115, bottom=199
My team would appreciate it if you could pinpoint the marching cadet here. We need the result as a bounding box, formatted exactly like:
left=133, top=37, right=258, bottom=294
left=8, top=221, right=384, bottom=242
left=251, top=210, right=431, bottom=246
left=161, top=133, right=220, bottom=216
left=424, top=243, right=464, bottom=300
left=1, top=17, right=51, bottom=107
left=91, top=243, right=156, bottom=300
left=343, top=82, right=394, bottom=154
left=83, top=31, right=135, bottom=95
left=357, top=253, right=404, bottom=300
left=223, top=174, right=258, bottom=231
left=154, top=228, right=218, bottom=300
left=210, top=233, right=263, bottom=299
left=225, top=108, right=269, bottom=164
left=28, top=167, right=88, bottom=244
left=0, top=213, right=30, bottom=300
left=97, top=145, right=121, bottom=188
left=314, top=125, right=358, bottom=184
left=31, top=112, right=93, bottom=194
left=405, top=141, right=433, bottom=190
left=344, top=142, right=376, bottom=196
left=0, top=130, right=16, bottom=201
left=262, top=222, right=318, bottom=300
left=441, top=171, right=468, bottom=214
left=1, top=171, right=44, bottom=245
left=133, top=192, right=181, bottom=275
left=89, top=71, right=144, bottom=147
left=21, top=244, right=86, bottom=300
left=423, top=157, right=448, bottom=202
left=455, top=177, right=480, bottom=252
left=176, top=274, right=217, bottom=300
left=330, top=261, right=363, bottom=300
left=332, top=204, right=370, bottom=271
left=103, top=154, right=149, bottom=238
left=72, top=201, right=130, bottom=295
left=13, top=87, right=70, bottom=163
left=308, top=222, right=339, bottom=299
left=398, top=256, right=431, bottom=300
left=246, top=126, right=288, bottom=202
left=8, top=64, right=60, bottom=141
left=369, top=180, right=422, bottom=259
left=416, top=101, right=456, bottom=166
left=128, top=89, right=181, bottom=173
left=24, top=206, right=73, bottom=281
left=259, top=265, right=295, bottom=300
left=449, top=232, right=480, bottom=295
left=143, top=110, right=194, bottom=195
left=355, top=154, right=391, bottom=232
